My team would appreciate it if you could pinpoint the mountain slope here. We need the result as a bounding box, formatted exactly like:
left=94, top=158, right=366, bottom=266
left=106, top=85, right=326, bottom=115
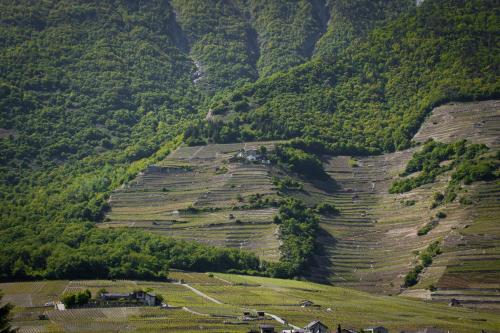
left=0, top=0, right=498, bottom=287
left=105, top=99, right=500, bottom=310
left=187, top=0, right=499, bottom=152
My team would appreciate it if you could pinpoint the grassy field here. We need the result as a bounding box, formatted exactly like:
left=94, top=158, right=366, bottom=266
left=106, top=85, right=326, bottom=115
left=2, top=273, right=499, bottom=333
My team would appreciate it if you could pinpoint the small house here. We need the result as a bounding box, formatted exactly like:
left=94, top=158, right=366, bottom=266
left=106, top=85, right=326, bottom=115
left=260, top=324, right=275, bottom=333
left=100, top=291, right=159, bottom=306
left=100, top=292, right=131, bottom=301
left=144, top=292, right=157, bottom=306
left=364, top=326, right=388, bottom=333
left=304, top=320, right=329, bottom=333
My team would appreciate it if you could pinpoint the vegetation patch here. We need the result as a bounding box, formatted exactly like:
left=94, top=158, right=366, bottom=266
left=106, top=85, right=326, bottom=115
left=271, top=198, right=320, bottom=278
left=404, top=241, right=441, bottom=287
left=390, top=140, right=498, bottom=203
left=417, top=220, right=439, bottom=236
left=314, top=202, right=340, bottom=216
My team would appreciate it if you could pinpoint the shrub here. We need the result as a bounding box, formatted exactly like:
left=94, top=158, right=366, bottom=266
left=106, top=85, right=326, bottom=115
left=417, top=220, right=438, bottom=236
left=436, top=211, right=447, bottom=219
left=274, top=145, right=327, bottom=179
left=315, top=202, right=340, bottom=215
left=62, top=289, right=91, bottom=308
left=404, top=265, right=423, bottom=287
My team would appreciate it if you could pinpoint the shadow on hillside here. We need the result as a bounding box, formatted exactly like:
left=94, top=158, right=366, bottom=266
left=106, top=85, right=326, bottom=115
left=305, top=227, right=336, bottom=284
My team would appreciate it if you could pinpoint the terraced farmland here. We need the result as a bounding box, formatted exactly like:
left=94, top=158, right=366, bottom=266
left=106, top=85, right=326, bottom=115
left=102, top=141, right=281, bottom=261
left=3, top=274, right=500, bottom=333
left=102, top=101, right=499, bottom=309
left=307, top=100, right=500, bottom=307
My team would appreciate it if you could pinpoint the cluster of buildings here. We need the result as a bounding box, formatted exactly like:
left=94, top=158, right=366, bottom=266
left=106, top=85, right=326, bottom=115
left=233, top=149, right=271, bottom=164
left=257, top=321, right=388, bottom=333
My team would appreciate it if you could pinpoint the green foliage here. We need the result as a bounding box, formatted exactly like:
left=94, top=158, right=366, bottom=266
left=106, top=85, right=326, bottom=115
left=248, top=0, right=327, bottom=77
left=273, top=176, right=303, bottom=192
left=401, top=200, right=416, bottom=207
left=274, top=145, right=327, bottom=179
left=390, top=140, right=492, bottom=194
left=436, top=211, right=447, bottom=219
left=155, top=293, right=164, bottom=304
left=431, top=192, right=445, bottom=209
left=0, top=226, right=264, bottom=281
left=404, top=265, right=423, bottom=288
left=315, top=202, right=340, bottom=215
left=404, top=241, right=441, bottom=287
left=271, top=198, right=319, bottom=277
left=313, top=0, right=414, bottom=60
left=1, top=0, right=499, bottom=283
left=62, top=289, right=91, bottom=308
left=417, top=220, right=438, bottom=236
left=170, top=0, right=258, bottom=91
left=0, top=292, right=16, bottom=333
left=186, top=0, right=499, bottom=152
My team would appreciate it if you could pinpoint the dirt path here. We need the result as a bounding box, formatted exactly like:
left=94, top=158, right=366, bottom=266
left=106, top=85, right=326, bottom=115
left=181, top=282, right=299, bottom=329
left=181, top=283, right=224, bottom=304
left=182, top=306, right=209, bottom=316
left=265, top=312, right=300, bottom=329
left=213, top=275, right=232, bottom=285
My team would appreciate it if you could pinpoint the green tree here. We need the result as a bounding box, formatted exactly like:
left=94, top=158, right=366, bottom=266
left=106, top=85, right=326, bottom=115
left=0, top=293, right=16, bottom=333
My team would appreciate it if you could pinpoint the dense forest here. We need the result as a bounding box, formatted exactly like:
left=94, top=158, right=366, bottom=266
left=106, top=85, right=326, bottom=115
left=186, top=0, right=499, bottom=154
left=0, top=0, right=498, bottom=281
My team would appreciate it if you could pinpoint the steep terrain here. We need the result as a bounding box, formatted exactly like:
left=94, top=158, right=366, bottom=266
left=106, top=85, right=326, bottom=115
left=311, top=101, right=500, bottom=306
left=0, top=0, right=498, bottom=292
left=106, top=100, right=500, bottom=309
left=103, top=141, right=282, bottom=261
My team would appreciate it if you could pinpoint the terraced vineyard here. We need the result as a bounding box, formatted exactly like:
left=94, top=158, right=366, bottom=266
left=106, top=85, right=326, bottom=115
left=3, top=274, right=500, bottom=333
left=102, top=141, right=282, bottom=261
left=102, top=101, right=499, bottom=309
left=307, top=101, right=500, bottom=307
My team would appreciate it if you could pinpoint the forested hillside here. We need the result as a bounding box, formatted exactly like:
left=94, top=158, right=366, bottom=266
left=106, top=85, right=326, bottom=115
left=0, top=0, right=498, bottom=282
left=187, top=0, right=498, bottom=154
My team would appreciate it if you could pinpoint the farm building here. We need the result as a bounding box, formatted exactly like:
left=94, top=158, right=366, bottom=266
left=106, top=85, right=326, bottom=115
left=364, top=326, right=388, bottom=333
left=304, top=320, right=329, bottom=333
left=100, top=290, right=159, bottom=306
left=234, top=149, right=270, bottom=164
